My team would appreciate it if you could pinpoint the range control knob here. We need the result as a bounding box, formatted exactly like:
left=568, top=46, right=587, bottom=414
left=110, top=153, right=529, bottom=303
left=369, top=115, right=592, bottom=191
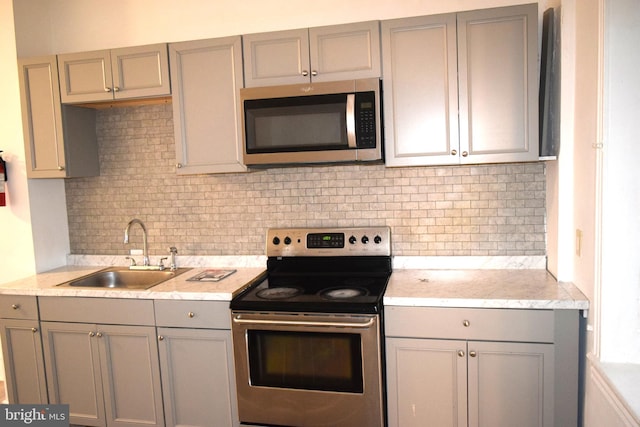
left=284, top=236, right=292, bottom=245
left=272, top=237, right=280, bottom=245
left=361, top=235, right=369, bottom=244
left=374, top=235, right=382, bottom=244
left=349, top=235, right=357, bottom=244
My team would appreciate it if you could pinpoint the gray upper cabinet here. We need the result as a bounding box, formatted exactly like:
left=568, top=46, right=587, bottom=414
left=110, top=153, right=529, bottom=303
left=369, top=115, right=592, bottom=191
left=18, top=56, right=99, bottom=178
left=243, top=21, right=381, bottom=87
left=381, top=14, right=459, bottom=166
left=457, top=5, right=539, bottom=164
left=58, top=44, right=170, bottom=104
left=382, top=4, right=539, bottom=166
left=169, top=36, right=246, bottom=174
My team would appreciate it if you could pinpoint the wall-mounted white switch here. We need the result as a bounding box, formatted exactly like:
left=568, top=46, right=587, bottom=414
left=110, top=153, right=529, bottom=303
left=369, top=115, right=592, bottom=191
left=130, top=249, right=143, bottom=256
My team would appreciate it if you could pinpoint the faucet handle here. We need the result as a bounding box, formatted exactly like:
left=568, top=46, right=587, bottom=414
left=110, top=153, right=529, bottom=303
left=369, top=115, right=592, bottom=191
left=168, top=246, right=178, bottom=254
left=125, top=256, right=137, bottom=267
left=158, top=257, right=168, bottom=269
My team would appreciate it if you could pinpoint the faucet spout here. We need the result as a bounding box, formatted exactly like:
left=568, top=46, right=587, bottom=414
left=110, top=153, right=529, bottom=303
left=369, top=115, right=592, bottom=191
left=124, top=219, right=150, bottom=266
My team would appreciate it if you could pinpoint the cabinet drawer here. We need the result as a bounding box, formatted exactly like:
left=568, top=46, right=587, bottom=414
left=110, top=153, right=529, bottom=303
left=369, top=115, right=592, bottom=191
left=385, top=306, right=554, bottom=343
left=38, top=297, right=155, bottom=325
left=0, top=295, right=39, bottom=320
left=154, top=300, right=230, bottom=329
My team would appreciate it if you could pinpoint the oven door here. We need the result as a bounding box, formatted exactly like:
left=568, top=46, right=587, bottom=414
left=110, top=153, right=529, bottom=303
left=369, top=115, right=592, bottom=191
left=231, top=311, right=384, bottom=427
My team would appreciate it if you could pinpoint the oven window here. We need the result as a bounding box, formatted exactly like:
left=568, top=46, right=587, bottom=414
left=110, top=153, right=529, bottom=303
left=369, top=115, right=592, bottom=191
left=247, top=330, right=363, bottom=393
left=244, top=94, right=348, bottom=153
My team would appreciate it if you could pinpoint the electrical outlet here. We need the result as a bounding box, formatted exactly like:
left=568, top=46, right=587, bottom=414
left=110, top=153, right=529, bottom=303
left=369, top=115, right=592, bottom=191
left=575, top=229, right=583, bottom=257
left=130, top=249, right=143, bottom=256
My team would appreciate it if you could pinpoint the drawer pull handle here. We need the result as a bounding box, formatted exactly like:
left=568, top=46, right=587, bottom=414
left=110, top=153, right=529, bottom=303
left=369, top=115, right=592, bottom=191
left=457, top=350, right=465, bottom=357
left=188, top=312, right=195, bottom=318
left=11, top=304, right=19, bottom=310
left=463, top=320, right=470, bottom=327
left=469, top=351, right=477, bottom=357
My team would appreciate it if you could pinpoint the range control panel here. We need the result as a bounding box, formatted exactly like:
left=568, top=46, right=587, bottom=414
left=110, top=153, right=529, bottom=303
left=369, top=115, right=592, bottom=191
left=266, top=226, right=391, bottom=257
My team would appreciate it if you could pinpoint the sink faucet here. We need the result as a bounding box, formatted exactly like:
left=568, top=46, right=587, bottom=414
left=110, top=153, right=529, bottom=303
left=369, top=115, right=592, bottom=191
left=124, top=219, right=150, bottom=266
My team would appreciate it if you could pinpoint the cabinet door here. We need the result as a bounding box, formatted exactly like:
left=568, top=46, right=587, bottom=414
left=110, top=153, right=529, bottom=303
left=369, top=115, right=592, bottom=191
left=98, top=324, right=164, bottom=427
left=382, top=14, right=459, bottom=166
left=467, top=341, right=554, bottom=427
left=0, top=319, right=48, bottom=404
left=41, top=321, right=106, bottom=427
left=170, top=37, right=246, bottom=174
left=457, top=4, right=539, bottom=163
left=157, top=327, right=238, bottom=427
left=386, top=337, right=467, bottom=427
left=18, top=56, right=67, bottom=178
left=243, top=28, right=311, bottom=87
left=309, top=21, right=381, bottom=83
left=111, top=44, right=170, bottom=100
left=58, top=50, right=113, bottom=103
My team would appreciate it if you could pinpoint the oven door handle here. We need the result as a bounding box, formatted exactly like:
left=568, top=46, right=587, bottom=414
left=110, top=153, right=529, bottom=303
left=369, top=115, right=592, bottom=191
left=232, top=315, right=375, bottom=329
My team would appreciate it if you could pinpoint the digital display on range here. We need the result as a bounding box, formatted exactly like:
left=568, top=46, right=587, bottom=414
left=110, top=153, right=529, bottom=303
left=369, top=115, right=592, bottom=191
left=307, top=233, right=345, bottom=248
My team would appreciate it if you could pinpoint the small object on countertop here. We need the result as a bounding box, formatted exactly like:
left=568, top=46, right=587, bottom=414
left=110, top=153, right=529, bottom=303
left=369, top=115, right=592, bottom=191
left=187, top=269, right=236, bottom=282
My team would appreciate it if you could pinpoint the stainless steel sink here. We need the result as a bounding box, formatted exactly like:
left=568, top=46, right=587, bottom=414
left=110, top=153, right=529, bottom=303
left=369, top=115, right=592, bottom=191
left=57, top=267, right=190, bottom=290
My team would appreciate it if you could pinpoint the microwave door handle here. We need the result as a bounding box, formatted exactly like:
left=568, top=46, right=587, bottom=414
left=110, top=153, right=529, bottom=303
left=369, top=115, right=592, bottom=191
left=346, top=94, right=357, bottom=148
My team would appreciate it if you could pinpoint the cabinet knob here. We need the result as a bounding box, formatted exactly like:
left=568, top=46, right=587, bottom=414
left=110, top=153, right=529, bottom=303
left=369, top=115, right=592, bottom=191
left=187, top=311, right=195, bottom=318
left=463, top=320, right=470, bottom=327
left=89, top=332, right=95, bottom=337
left=457, top=350, right=465, bottom=357
left=302, top=70, right=309, bottom=77
left=113, top=87, right=120, bottom=92
left=451, top=149, right=457, bottom=156
left=31, top=327, right=38, bottom=333
left=469, top=350, right=477, bottom=357
left=96, top=332, right=103, bottom=338
left=311, top=70, right=318, bottom=76
left=58, top=166, right=65, bottom=171
left=158, top=335, right=164, bottom=341
left=11, top=304, right=19, bottom=310
left=462, top=151, right=469, bottom=157
left=104, top=87, right=112, bottom=92
left=176, top=163, right=183, bottom=169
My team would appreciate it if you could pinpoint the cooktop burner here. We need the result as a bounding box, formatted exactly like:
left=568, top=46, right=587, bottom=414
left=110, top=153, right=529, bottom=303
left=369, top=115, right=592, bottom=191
left=256, top=287, right=303, bottom=300
left=230, top=226, right=392, bottom=314
left=320, top=287, right=369, bottom=299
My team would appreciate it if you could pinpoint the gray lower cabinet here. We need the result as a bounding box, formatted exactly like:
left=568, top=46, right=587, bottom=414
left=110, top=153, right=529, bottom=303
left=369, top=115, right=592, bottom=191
left=0, top=295, right=47, bottom=404
left=39, top=297, right=163, bottom=427
left=155, top=300, right=239, bottom=427
left=385, top=307, right=579, bottom=427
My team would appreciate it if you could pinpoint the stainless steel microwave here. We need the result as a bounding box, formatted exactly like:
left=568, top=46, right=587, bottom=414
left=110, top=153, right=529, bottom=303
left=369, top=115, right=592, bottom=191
left=241, top=78, right=382, bottom=167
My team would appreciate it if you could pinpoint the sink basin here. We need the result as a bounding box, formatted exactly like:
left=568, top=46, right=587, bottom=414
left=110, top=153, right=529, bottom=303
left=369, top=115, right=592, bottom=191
left=57, top=267, right=190, bottom=290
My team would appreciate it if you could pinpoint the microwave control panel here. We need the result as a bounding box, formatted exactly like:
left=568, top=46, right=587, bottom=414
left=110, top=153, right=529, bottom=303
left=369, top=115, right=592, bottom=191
left=355, top=91, right=376, bottom=148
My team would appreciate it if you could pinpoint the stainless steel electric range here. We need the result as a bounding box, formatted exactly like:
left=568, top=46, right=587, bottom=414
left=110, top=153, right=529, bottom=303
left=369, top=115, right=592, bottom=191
left=231, top=226, right=392, bottom=427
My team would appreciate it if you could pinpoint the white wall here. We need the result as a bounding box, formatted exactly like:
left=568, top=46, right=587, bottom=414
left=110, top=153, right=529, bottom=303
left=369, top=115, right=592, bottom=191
left=0, top=0, right=37, bottom=283
left=14, top=0, right=533, bottom=56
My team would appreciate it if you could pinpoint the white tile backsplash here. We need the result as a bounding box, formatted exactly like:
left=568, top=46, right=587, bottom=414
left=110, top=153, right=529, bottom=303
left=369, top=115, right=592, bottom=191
left=65, top=103, right=547, bottom=257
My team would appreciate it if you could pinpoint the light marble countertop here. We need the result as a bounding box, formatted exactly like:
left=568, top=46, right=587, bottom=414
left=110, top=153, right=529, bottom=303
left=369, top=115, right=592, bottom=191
left=0, top=265, right=266, bottom=301
left=0, top=255, right=589, bottom=309
left=385, top=269, right=589, bottom=310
